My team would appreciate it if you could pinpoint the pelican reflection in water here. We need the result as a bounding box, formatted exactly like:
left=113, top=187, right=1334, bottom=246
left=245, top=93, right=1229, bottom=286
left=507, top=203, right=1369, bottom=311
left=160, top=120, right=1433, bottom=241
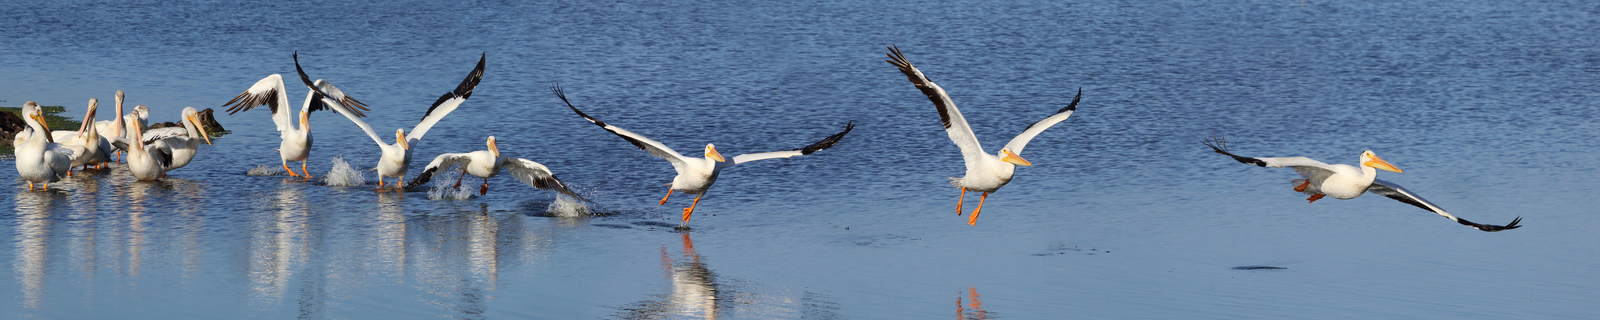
left=956, top=287, right=993, bottom=320
left=619, top=232, right=721, bottom=319
left=13, top=190, right=63, bottom=310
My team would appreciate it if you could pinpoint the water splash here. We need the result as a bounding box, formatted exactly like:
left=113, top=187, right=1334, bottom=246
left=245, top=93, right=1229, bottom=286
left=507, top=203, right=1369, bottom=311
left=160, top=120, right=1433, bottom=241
left=546, top=195, right=592, bottom=217
left=247, top=165, right=284, bottom=176
left=322, top=156, right=366, bottom=187
left=427, top=170, right=474, bottom=200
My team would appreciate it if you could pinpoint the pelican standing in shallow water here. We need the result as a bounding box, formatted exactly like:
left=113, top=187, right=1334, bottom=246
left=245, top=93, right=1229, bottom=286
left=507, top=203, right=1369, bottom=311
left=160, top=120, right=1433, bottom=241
left=408, top=136, right=586, bottom=200
left=222, top=52, right=370, bottom=179
left=302, top=53, right=485, bottom=190
left=14, top=102, right=75, bottom=190
left=553, top=85, right=854, bottom=224
left=885, top=45, right=1082, bottom=225
left=125, top=111, right=170, bottom=181
left=53, top=98, right=114, bottom=172
left=142, top=107, right=213, bottom=172
left=1202, top=136, right=1522, bottom=232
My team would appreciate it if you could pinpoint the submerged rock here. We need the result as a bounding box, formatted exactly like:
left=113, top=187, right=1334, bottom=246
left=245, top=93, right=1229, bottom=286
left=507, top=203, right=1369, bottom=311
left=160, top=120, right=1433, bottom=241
left=146, top=108, right=227, bottom=135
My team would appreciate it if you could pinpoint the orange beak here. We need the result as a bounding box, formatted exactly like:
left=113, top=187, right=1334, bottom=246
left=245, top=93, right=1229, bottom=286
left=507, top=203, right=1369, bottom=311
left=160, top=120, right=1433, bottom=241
left=188, top=114, right=212, bottom=145
left=707, top=145, right=726, bottom=162
left=1000, top=149, right=1032, bottom=166
left=1364, top=154, right=1402, bottom=173
left=488, top=137, right=499, bottom=157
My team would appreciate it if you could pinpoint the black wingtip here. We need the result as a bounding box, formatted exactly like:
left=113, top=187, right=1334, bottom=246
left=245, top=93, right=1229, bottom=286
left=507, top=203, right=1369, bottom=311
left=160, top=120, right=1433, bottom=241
left=1201, top=135, right=1267, bottom=167
left=797, top=121, right=855, bottom=155
left=1057, top=87, right=1082, bottom=113
left=1466, top=216, right=1523, bottom=232
left=409, top=167, right=436, bottom=187
left=551, top=83, right=606, bottom=127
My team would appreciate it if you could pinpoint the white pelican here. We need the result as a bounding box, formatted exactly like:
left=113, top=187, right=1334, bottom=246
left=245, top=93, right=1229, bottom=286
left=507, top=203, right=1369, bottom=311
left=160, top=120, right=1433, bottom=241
left=298, top=53, right=485, bottom=190
left=53, top=98, right=114, bottom=172
left=92, top=91, right=133, bottom=163
left=124, top=111, right=170, bottom=181
left=552, top=85, right=854, bottom=224
left=142, top=107, right=213, bottom=172
left=885, top=45, right=1081, bottom=225
left=407, top=136, right=586, bottom=200
left=1202, top=136, right=1522, bottom=232
left=14, top=102, right=75, bottom=190
left=222, top=52, right=369, bottom=180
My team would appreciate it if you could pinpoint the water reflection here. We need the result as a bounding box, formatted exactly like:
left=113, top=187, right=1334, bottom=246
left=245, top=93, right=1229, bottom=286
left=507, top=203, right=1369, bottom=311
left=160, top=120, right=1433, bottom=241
left=13, top=190, right=64, bottom=310
left=620, top=232, right=721, bottom=319
left=956, top=287, right=993, bottom=320
left=249, top=186, right=310, bottom=305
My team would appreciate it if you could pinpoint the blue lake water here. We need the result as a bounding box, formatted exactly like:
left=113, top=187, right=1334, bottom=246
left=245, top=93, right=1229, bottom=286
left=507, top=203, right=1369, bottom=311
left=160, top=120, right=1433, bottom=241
left=3, top=0, right=1598, bottom=318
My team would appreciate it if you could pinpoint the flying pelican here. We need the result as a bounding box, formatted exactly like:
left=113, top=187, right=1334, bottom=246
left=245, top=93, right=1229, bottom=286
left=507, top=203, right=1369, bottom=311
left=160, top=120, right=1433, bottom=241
left=222, top=52, right=370, bottom=180
left=407, top=136, right=586, bottom=200
left=124, top=112, right=170, bottom=181
left=303, top=53, right=485, bottom=190
left=553, top=85, right=854, bottom=224
left=14, top=102, right=75, bottom=190
left=884, top=45, right=1081, bottom=225
left=1202, top=136, right=1522, bottom=232
left=142, top=107, right=213, bottom=172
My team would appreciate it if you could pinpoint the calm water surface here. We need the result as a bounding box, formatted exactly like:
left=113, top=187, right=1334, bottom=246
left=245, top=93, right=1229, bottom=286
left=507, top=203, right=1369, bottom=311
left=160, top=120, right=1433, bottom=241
left=2, top=0, right=1598, bottom=318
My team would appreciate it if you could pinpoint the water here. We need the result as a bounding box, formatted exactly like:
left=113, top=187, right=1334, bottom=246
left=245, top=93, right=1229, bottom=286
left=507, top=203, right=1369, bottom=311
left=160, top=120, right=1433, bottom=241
left=3, top=0, right=1599, bottom=318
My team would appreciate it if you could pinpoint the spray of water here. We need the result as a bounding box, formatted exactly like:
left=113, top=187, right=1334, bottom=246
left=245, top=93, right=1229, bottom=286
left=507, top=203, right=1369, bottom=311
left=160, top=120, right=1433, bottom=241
left=426, top=170, right=474, bottom=200
left=247, top=165, right=285, bottom=176
left=546, top=194, right=592, bottom=217
left=322, top=156, right=366, bottom=186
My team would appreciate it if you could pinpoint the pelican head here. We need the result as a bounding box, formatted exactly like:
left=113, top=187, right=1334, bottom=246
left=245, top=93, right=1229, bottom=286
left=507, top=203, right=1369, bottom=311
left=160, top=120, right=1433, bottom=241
left=184, top=107, right=212, bottom=145
left=1361, top=150, right=1401, bottom=173
left=80, top=98, right=99, bottom=135
left=705, top=143, right=726, bottom=162
left=395, top=129, right=408, bottom=150
left=487, top=136, right=499, bottom=157
left=27, top=103, right=53, bottom=142
left=999, top=148, right=1032, bottom=166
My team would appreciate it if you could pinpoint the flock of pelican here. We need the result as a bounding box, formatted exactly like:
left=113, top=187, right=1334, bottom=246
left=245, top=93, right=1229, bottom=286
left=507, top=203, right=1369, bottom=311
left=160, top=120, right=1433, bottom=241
left=8, top=45, right=1522, bottom=231
left=12, top=90, right=213, bottom=188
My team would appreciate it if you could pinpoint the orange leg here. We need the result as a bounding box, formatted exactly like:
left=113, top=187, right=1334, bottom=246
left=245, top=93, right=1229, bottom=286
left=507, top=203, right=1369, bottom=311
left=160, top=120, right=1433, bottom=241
left=398, top=178, right=404, bottom=190
left=453, top=169, right=467, bottom=188
left=378, top=178, right=386, bottom=190
left=659, top=188, right=674, bottom=205
left=682, top=194, right=703, bottom=222
left=1306, top=194, right=1326, bottom=203
left=479, top=176, right=489, bottom=196
left=956, top=187, right=967, bottom=215
left=300, top=162, right=313, bottom=180
left=968, top=192, right=989, bottom=225
left=1294, top=180, right=1310, bottom=192
left=27, top=182, right=35, bottom=190
left=283, top=163, right=300, bottom=178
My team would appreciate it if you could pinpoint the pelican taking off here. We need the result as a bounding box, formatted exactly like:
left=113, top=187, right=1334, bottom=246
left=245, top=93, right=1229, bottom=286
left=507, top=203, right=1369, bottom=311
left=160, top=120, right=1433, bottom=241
left=222, top=52, right=370, bottom=180
left=1202, top=136, right=1522, bottom=232
left=885, top=45, right=1082, bottom=225
left=14, top=102, right=75, bottom=190
left=408, top=136, right=586, bottom=200
left=553, top=84, right=854, bottom=224
left=301, top=53, right=486, bottom=190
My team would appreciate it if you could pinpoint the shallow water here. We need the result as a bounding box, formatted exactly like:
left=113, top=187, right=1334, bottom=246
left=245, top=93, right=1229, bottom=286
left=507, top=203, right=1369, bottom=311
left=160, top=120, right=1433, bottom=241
left=2, top=0, right=1599, bottom=318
